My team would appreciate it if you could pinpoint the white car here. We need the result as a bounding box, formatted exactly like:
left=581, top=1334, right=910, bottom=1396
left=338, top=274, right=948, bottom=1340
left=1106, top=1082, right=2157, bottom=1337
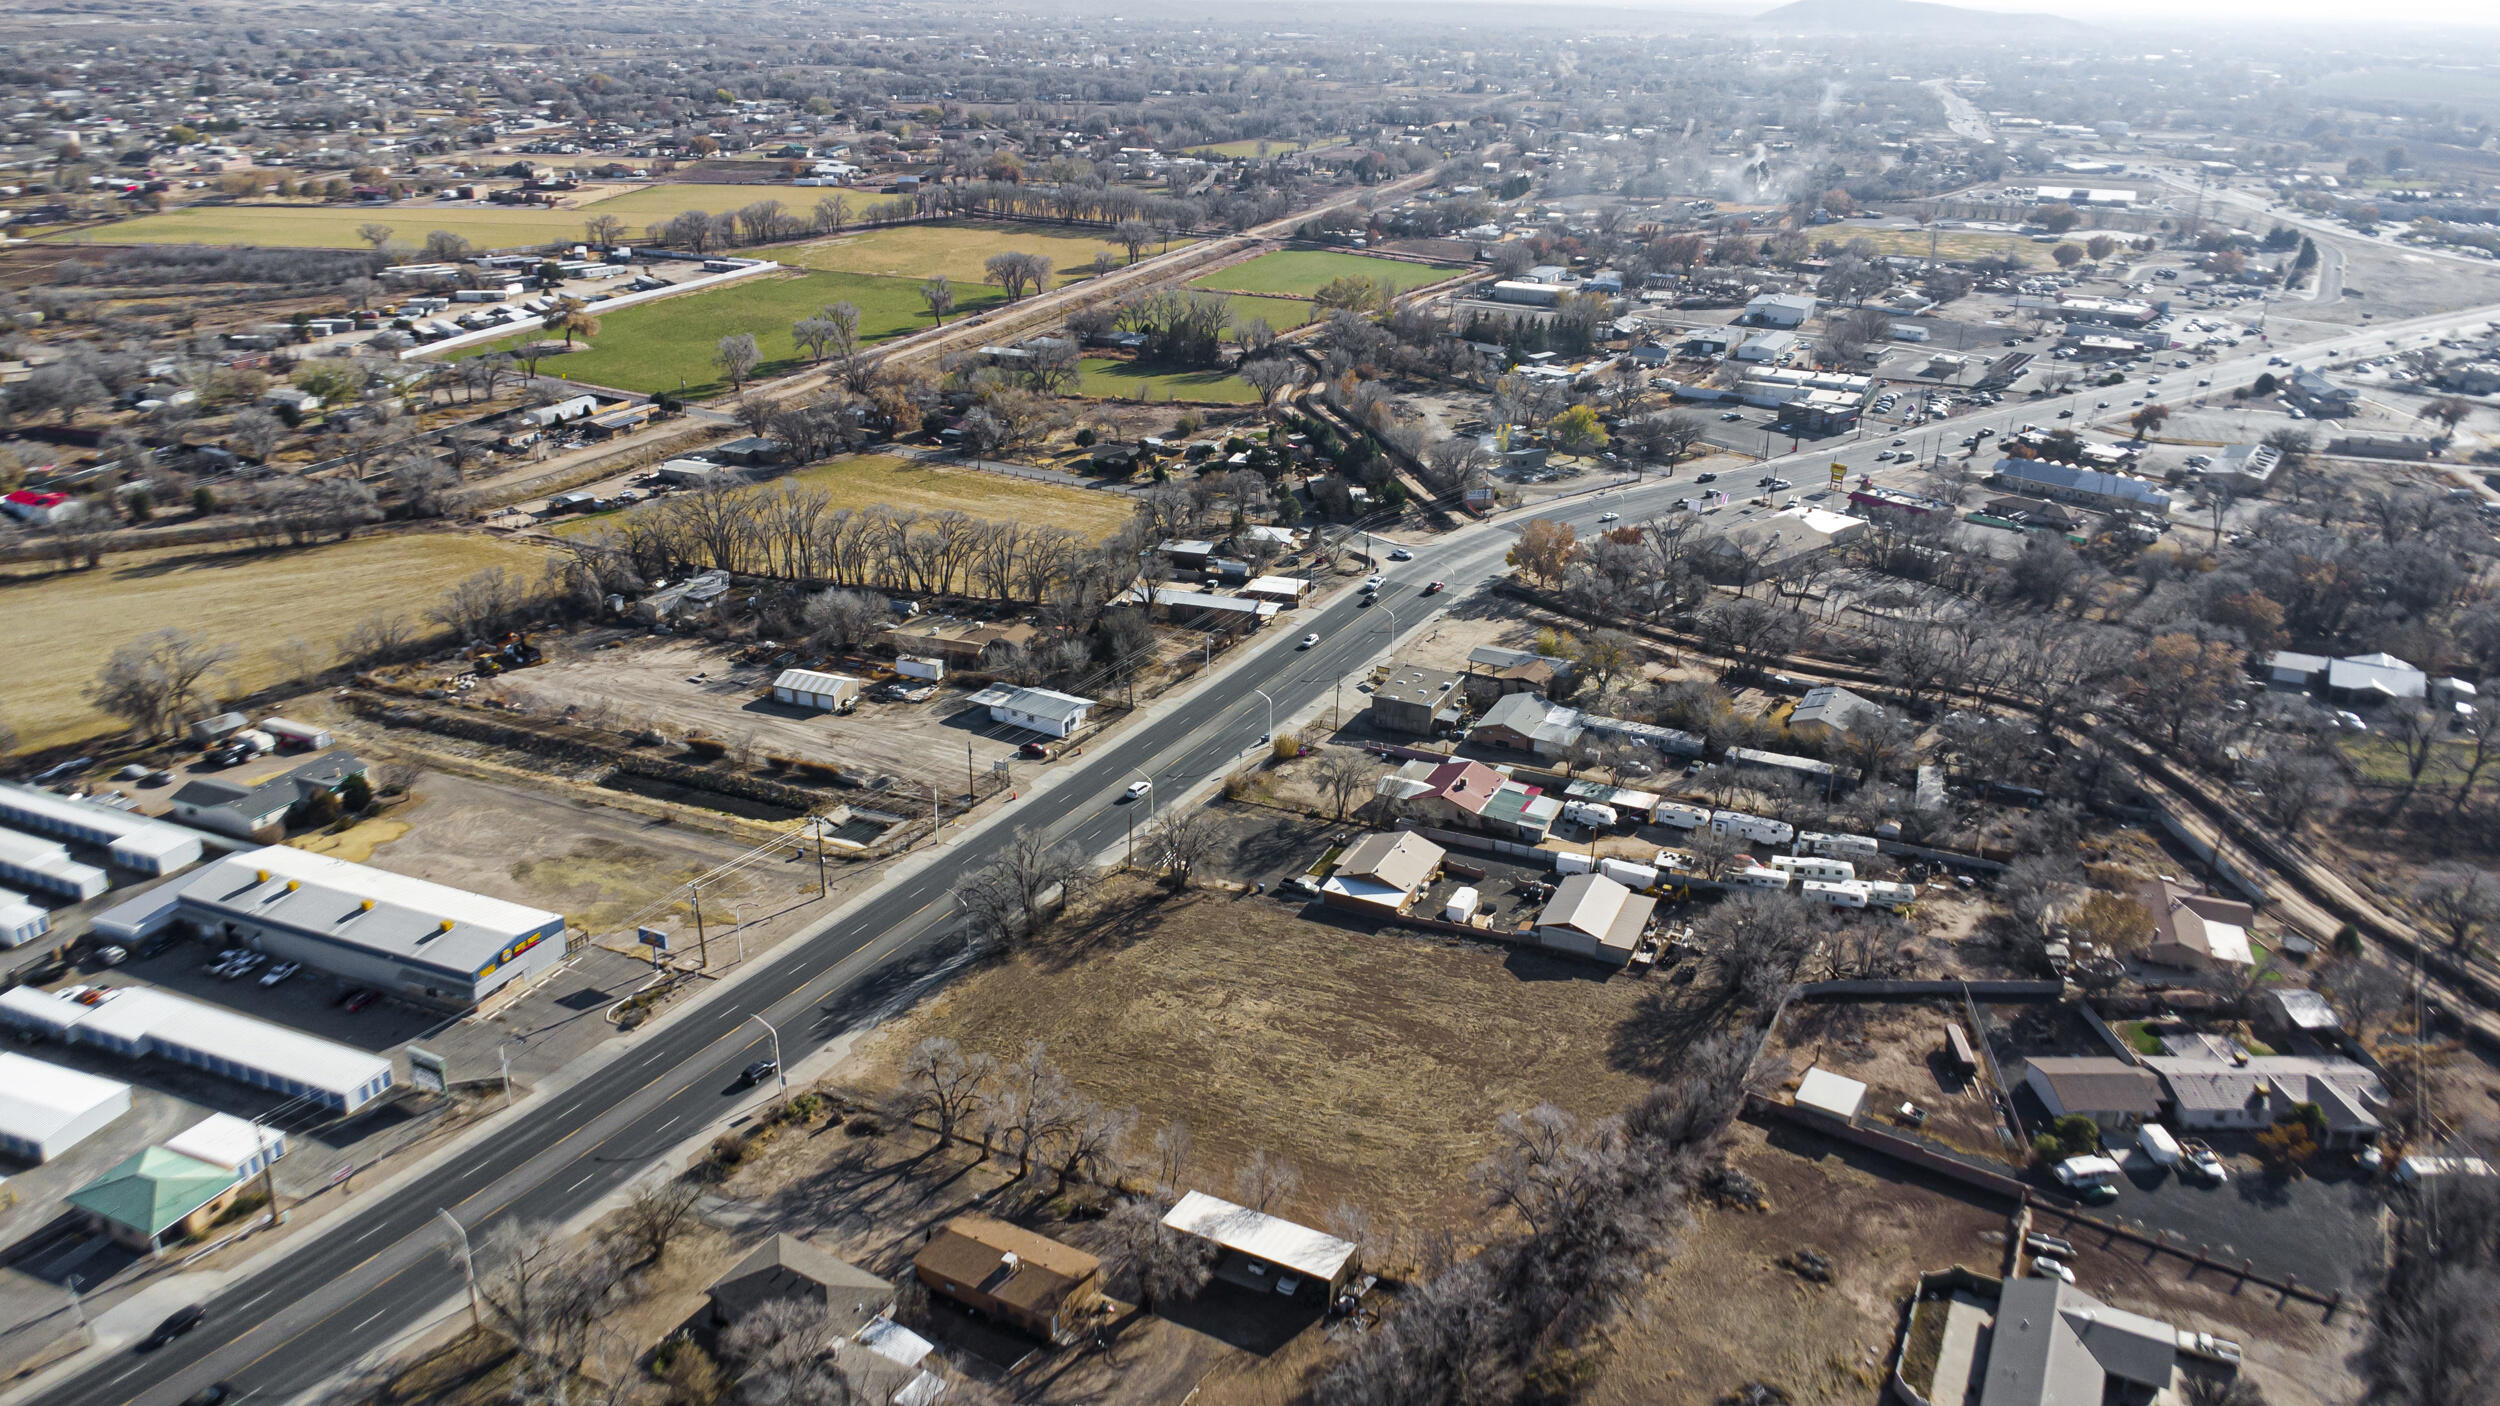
left=2030, top=1257, right=2075, bottom=1284
left=1597, top=511, right=1620, bottom=523
left=1123, top=780, right=1152, bottom=801
left=1387, top=548, right=1413, bottom=561
left=1299, top=633, right=1320, bottom=649
left=1362, top=573, right=1384, bottom=592
left=259, top=961, right=300, bottom=987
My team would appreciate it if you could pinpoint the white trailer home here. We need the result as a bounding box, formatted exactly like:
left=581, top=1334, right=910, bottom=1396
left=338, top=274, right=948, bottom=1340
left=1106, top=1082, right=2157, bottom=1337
left=1711, top=810, right=1795, bottom=846
left=1770, top=855, right=1857, bottom=882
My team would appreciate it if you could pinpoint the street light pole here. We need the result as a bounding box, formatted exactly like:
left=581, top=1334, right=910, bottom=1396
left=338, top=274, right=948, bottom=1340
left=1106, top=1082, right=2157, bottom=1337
left=746, top=1013, right=787, bottom=1103
left=65, top=1275, right=85, bottom=1330
left=437, top=1208, right=481, bottom=1330
left=1253, top=687, right=1274, bottom=743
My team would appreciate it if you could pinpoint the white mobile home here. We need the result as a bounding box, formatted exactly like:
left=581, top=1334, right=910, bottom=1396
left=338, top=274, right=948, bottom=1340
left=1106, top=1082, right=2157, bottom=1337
left=1770, top=855, right=1856, bottom=882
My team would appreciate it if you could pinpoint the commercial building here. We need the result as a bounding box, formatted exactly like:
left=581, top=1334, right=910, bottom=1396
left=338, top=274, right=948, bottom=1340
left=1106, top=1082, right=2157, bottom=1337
left=1533, top=873, right=1655, bottom=966
left=166, top=753, right=368, bottom=841
left=0, top=984, right=395, bottom=1113
left=1162, top=1190, right=1361, bottom=1304
left=0, top=1052, right=131, bottom=1162
left=1367, top=662, right=1467, bottom=736
left=0, top=783, right=203, bottom=875
left=1319, top=831, right=1446, bottom=914
left=2212, top=442, right=2282, bottom=492
left=1147, top=586, right=1273, bottom=634
left=967, top=684, right=1094, bottom=739
left=1773, top=389, right=1862, bottom=435
left=67, top=1146, right=248, bottom=1254
left=2285, top=366, right=2357, bottom=417
left=912, top=1215, right=1099, bottom=1342
left=1744, top=292, right=1817, bottom=328
left=0, top=828, right=109, bottom=901
left=1377, top=758, right=1561, bottom=843
left=769, top=669, right=861, bottom=713
left=2020, top=1056, right=2163, bottom=1133
left=1990, top=457, right=2172, bottom=513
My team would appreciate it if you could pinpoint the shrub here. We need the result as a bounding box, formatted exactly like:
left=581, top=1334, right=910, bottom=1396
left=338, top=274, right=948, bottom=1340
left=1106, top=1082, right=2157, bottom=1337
left=795, top=759, right=843, bottom=783
left=2051, top=1114, right=2102, bottom=1156
left=2031, top=1132, right=2064, bottom=1165
left=684, top=735, right=728, bottom=761
left=338, top=772, right=374, bottom=814
left=1174, top=412, right=1202, bottom=436
left=1074, top=427, right=1097, bottom=447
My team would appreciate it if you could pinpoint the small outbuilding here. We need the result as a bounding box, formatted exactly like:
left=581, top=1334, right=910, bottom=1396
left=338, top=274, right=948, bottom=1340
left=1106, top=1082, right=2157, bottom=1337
left=1161, top=1190, right=1361, bottom=1304
left=708, top=1233, right=895, bottom=1334
left=1532, top=873, right=1656, bottom=966
left=771, top=669, right=861, bottom=713
left=1794, top=1065, right=1867, bottom=1124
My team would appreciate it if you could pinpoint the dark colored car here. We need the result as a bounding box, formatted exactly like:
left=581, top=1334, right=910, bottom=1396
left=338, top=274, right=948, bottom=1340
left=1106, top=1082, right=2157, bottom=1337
left=740, top=1059, right=779, bottom=1087
left=1695, top=472, right=1719, bottom=483
left=147, top=1305, right=207, bottom=1348
left=1018, top=742, right=1049, bottom=760
left=341, top=989, right=377, bottom=1013
left=1422, top=581, right=1444, bottom=595
left=180, top=1385, right=234, bottom=1406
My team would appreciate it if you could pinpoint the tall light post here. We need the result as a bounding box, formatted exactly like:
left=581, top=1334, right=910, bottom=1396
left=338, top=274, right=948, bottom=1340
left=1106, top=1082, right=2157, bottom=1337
left=65, top=1275, right=86, bottom=1330
left=437, top=1208, right=480, bottom=1330
left=746, top=1013, right=787, bottom=1103
left=1252, top=687, right=1275, bottom=743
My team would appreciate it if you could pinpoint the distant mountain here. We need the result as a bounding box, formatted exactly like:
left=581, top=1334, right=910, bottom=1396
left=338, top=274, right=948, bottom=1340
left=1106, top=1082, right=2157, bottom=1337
left=1753, top=0, right=2088, bottom=36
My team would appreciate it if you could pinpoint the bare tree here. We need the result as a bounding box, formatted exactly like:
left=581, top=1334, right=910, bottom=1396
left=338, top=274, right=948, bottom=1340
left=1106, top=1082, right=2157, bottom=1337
left=1144, top=807, right=1216, bottom=891
left=1312, top=752, right=1378, bottom=822
left=918, top=275, right=955, bottom=327
left=955, top=827, right=1092, bottom=948
left=897, top=1036, right=993, bottom=1142
left=87, top=628, right=234, bottom=739
left=2413, top=866, right=2497, bottom=960
left=715, top=333, right=762, bottom=391
left=983, top=1042, right=1075, bottom=1179
left=722, top=1296, right=856, bottom=1406
left=1150, top=1120, right=1192, bottom=1198
left=1234, top=1148, right=1301, bottom=1212
left=470, top=1220, right=628, bottom=1400
left=1102, top=1197, right=1214, bottom=1313
left=615, top=1178, right=703, bottom=1267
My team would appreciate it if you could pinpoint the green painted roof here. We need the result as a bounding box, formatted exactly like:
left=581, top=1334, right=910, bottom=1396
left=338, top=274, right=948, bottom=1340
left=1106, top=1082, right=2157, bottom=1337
left=66, top=1147, right=236, bottom=1237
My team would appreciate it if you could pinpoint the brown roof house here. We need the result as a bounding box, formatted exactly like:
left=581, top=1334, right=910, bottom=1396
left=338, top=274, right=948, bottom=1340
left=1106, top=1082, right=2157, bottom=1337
left=913, top=1214, right=1100, bottom=1343
left=1318, top=831, right=1445, bottom=914
left=707, top=1233, right=895, bottom=1333
left=2137, top=879, right=2256, bottom=972
left=2021, top=1056, right=2164, bottom=1134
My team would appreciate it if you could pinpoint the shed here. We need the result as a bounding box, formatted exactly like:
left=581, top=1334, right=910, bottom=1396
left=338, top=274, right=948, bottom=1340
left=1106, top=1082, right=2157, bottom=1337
left=1794, top=1066, right=1867, bottom=1123
left=771, top=669, right=861, bottom=713
left=1162, top=1190, right=1360, bottom=1302
left=0, top=888, right=50, bottom=947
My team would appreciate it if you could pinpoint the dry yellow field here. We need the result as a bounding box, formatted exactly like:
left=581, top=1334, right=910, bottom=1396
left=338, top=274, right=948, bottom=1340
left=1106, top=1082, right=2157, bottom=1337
left=786, top=220, right=1163, bottom=286
left=555, top=454, right=1138, bottom=542
left=2, top=533, right=549, bottom=749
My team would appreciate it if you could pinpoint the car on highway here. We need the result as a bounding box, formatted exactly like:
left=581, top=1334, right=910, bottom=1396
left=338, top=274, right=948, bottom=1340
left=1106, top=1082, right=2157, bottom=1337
left=2056, top=408, right=2073, bottom=417
left=1387, top=547, right=1413, bottom=561
left=1361, top=573, right=1384, bottom=592
left=1695, top=472, right=1718, bottom=483
left=739, top=1058, right=778, bottom=1087
left=179, top=1386, right=234, bottom=1406
left=1597, top=511, right=1620, bottom=522
left=1891, top=437, right=1906, bottom=446
left=147, top=1305, right=207, bottom=1349
left=1423, top=581, right=1445, bottom=595
left=1720, top=410, right=1744, bottom=421
left=1764, top=477, right=1792, bottom=490
left=1299, top=633, right=1320, bottom=649
left=1124, top=779, right=1153, bottom=801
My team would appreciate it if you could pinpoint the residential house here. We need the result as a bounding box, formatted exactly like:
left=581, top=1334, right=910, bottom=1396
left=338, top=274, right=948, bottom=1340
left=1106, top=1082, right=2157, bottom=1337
left=2325, top=652, right=2428, bottom=705
left=2021, top=1056, right=2164, bottom=1133
left=1471, top=692, right=1585, bottom=757
left=2137, top=879, right=2255, bottom=972
left=1319, top=831, right=1445, bottom=914
left=1367, top=662, right=1467, bottom=736
left=2144, top=1054, right=2385, bottom=1148
left=1462, top=645, right=1573, bottom=707
left=1979, top=494, right=2085, bottom=533
left=1974, top=1277, right=2179, bottom=1406
left=707, top=1233, right=894, bottom=1333
left=887, top=617, right=1042, bottom=668
left=167, top=753, right=369, bottom=841
left=1147, top=587, right=1271, bottom=635
left=1786, top=684, right=1883, bottom=742
left=1376, top=759, right=1560, bottom=843
left=912, top=1215, right=1099, bottom=1342
left=1533, top=873, right=1656, bottom=966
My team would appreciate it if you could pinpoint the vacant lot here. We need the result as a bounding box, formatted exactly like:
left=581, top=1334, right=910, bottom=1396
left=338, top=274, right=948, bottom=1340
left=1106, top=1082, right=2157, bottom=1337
left=789, top=220, right=1168, bottom=285
left=1, top=534, right=549, bottom=750
left=1767, top=998, right=2020, bottom=1164
left=1589, top=1117, right=2012, bottom=1405
left=1848, top=228, right=2048, bottom=264
left=1077, top=357, right=1261, bottom=404
left=1190, top=250, right=1462, bottom=299
left=485, top=634, right=1028, bottom=802
left=48, top=184, right=769, bottom=251
left=556, top=454, right=1136, bottom=540
left=1187, top=137, right=1323, bottom=159
left=846, top=881, right=1660, bottom=1238
left=471, top=269, right=998, bottom=396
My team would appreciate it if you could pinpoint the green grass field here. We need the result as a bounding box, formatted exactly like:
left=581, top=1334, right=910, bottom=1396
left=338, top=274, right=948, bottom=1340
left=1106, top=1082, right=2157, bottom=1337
left=789, top=220, right=1169, bottom=286
left=1190, top=249, right=1462, bottom=299
left=1075, top=357, right=1259, bottom=404
left=1, top=534, right=548, bottom=750
left=1212, top=292, right=1316, bottom=332
left=556, top=454, right=1136, bottom=541
left=467, top=269, right=1000, bottom=397
left=45, top=183, right=809, bottom=252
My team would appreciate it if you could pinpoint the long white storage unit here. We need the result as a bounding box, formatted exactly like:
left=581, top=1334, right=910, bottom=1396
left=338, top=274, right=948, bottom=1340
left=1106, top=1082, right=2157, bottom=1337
left=0, top=886, right=51, bottom=947
left=0, top=985, right=395, bottom=1114
left=0, top=828, right=108, bottom=901
left=0, top=782, right=203, bottom=874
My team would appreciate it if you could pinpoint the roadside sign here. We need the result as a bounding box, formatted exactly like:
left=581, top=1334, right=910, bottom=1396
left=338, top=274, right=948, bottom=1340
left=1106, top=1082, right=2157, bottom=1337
left=408, top=1046, right=449, bottom=1095
left=638, top=926, right=669, bottom=952
left=1830, top=461, right=1847, bottom=486
left=329, top=1164, right=352, bottom=1186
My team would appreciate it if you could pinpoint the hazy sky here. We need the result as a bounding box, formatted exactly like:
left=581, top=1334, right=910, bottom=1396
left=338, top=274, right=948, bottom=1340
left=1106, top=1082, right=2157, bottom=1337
left=1710, top=0, right=2500, bottom=25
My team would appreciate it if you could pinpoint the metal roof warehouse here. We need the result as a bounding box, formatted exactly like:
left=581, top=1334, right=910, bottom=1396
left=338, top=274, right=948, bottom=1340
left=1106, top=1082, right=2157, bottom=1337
left=161, top=846, right=568, bottom=1010
left=0, top=985, right=394, bottom=1114
left=0, top=782, right=204, bottom=874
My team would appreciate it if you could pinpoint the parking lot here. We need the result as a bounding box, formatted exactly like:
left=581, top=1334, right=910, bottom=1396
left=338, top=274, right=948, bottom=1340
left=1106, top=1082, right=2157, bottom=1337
left=2034, top=1146, right=2388, bottom=1295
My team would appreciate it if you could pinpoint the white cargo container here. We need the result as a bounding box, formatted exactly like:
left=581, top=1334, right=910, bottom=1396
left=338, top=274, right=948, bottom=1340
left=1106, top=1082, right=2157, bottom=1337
left=1802, top=879, right=1870, bottom=908
left=1771, top=855, right=1857, bottom=882
left=1711, top=810, right=1796, bottom=846
left=1598, top=859, right=1658, bottom=891
left=895, top=656, right=946, bottom=682
left=258, top=717, right=332, bottom=751
left=1655, top=802, right=1712, bottom=830
left=1443, top=886, right=1479, bottom=923
left=1563, top=801, right=1619, bottom=829
left=1800, top=831, right=1881, bottom=859
left=1724, top=865, right=1792, bottom=890
left=1554, top=851, right=1594, bottom=875
left=1863, top=880, right=1918, bottom=908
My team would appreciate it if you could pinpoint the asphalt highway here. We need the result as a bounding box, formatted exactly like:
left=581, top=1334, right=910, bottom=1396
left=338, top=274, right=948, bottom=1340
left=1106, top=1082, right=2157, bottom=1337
left=38, top=290, right=2500, bottom=1406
